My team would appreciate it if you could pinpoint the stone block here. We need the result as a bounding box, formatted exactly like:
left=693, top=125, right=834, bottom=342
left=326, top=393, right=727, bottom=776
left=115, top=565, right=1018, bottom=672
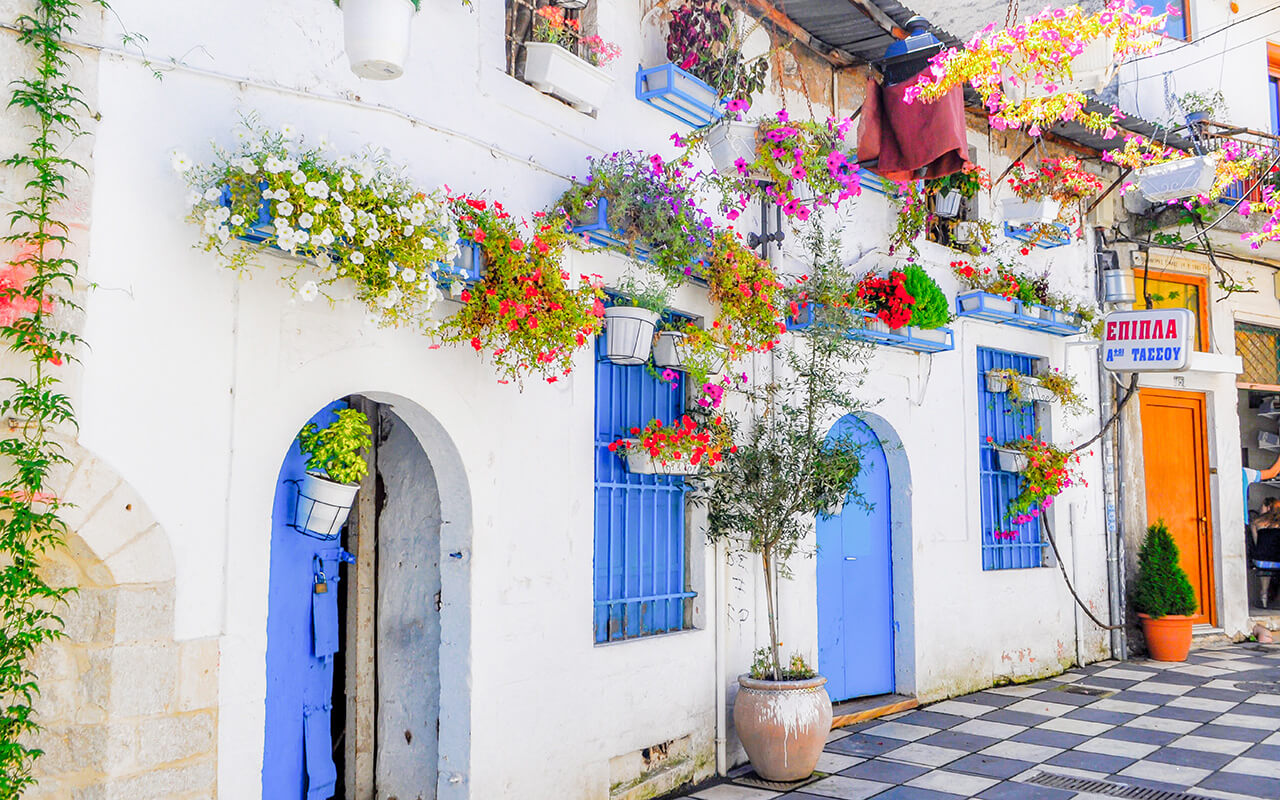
left=112, top=585, right=174, bottom=644
left=103, top=528, right=175, bottom=585
left=78, top=648, right=113, bottom=722
left=76, top=484, right=158, bottom=566
left=33, top=677, right=80, bottom=727
left=136, top=713, right=215, bottom=768
left=176, top=638, right=220, bottom=712
left=56, top=456, right=120, bottom=535
left=105, top=642, right=178, bottom=717
left=98, top=757, right=216, bottom=800
left=62, top=587, right=117, bottom=645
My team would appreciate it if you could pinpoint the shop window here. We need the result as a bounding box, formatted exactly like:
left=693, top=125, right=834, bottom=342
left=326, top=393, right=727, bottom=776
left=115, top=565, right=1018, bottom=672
left=1237, top=323, right=1280, bottom=387
left=1136, top=269, right=1208, bottom=351
left=1161, top=0, right=1190, bottom=41
left=504, top=0, right=597, bottom=79
left=593, top=336, right=694, bottom=643
left=978, top=347, right=1048, bottom=571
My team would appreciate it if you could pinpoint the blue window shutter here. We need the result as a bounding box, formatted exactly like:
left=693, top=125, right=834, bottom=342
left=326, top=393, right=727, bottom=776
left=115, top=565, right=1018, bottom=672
left=593, top=336, right=694, bottom=642
left=303, top=704, right=337, bottom=800
left=978, top=347, right=1047, bottom=570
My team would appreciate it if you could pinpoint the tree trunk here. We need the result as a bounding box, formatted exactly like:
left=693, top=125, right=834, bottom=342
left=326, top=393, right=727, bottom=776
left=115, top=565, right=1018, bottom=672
left=761, top=546, right=783, bottom=681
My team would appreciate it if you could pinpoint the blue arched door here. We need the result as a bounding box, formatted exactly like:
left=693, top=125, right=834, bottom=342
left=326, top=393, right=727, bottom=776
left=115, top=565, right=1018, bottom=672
left=817, top=415, right=894, bottom=702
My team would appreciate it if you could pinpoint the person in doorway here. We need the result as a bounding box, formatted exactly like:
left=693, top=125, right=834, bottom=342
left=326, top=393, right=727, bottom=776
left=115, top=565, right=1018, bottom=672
left=1243, top=453, right=1280, bottom=522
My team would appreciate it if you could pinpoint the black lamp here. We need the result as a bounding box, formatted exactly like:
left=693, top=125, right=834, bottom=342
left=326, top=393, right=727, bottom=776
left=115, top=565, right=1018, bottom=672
left=879, top=16, right=943, bottom=86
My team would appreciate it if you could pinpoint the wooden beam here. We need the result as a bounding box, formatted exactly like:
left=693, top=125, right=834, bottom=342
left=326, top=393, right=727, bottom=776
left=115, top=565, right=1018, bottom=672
left=345, top=396, right=379, bottom=800
left=731, top=0, right=858, bottom=67
left=842, top=0, right=908, bottom=39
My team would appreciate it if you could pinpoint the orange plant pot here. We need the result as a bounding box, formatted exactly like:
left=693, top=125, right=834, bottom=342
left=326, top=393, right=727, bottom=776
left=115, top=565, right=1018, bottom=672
left=1138, top=613, right=1193, bottom=662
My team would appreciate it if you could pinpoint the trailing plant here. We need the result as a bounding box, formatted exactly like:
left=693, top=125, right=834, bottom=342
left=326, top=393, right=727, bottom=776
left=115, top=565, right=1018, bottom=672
left=608, top=414, right=734, bottom=471
left=900, top=265, right=950, bottom=330
left=749, top=647, right=816, bottom=681
left=952, top=259, right=1023, bottom=299
left=558, top=151, right=712, bottom=285
left=530, top=5, right=621, bottom=66
left=993, top=435, right=1084, bottom=524
left=855, top=270, right=915, bottom=329
left=297, top=408, right=373, bottom=485
left=1006, top=157, right=1104, bottom=204
left=0, top=0, right=101, bottom=789
left=180, top=116, right=457, bottom=329
left=1133, top=520, right=1199, bottom=618
left=1177, top=88, right=1228, bottom=121
left=988, top=367, right=1086, bottom=414
left=699, top=226, right=871, bottom=681
left=929, top=162, right=991, bottom=201
left=441, top=195, right=605, bottom=385
left=699, top=230, right=785, bottom=356
left=665, top=1, right=768, bottom=104
left=889, top=182, right=927, bottom=256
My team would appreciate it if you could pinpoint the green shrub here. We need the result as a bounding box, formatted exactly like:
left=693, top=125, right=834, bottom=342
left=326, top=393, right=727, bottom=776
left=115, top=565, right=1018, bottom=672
left=901, top=264, right=950, bottom=329
left=1133, top=520, right=1198, bottom=618
left=297, top=408, right=373, bottom=485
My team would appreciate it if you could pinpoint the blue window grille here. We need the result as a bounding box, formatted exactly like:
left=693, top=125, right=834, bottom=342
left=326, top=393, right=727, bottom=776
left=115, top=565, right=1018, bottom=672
left=978, top=347, right=1047, bottom=570
left=593, top=337, right=694, bottom=643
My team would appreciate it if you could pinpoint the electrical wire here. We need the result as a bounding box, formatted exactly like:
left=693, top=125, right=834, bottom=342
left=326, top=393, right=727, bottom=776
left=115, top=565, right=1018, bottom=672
left=1118, top=23, right=1280, bottom=87
left=1042, top=513, right=1126, bottom=630
left=1122, top=1, right=1280, bottom=68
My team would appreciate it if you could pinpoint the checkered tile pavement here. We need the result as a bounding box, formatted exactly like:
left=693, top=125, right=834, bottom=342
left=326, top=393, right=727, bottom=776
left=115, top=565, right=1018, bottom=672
left=675, top=643, right=1280, bottom=800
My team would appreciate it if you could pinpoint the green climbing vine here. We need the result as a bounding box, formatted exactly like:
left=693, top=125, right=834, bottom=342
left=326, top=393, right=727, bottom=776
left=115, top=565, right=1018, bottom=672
left=0, top=0, right=102, bottom=792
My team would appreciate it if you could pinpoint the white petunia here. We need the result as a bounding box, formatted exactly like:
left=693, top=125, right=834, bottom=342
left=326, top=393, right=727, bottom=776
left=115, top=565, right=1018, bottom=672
left=350, top=251, right=365, bottom=265
left=339, top=205, right=354, bottom=223
left=291, top=170, right=306, bottom=186
left=294, top=230, right=310, bottom=247
left=400, top=267, right=416, bottom=283
left=342, top=174, right=355, bottom=192
left=238, top=157, right=259, bottom=175
left=280, top=123, right=298, bottom=140
left=215, top=206, right=231, bottom=222
left=298, top=212, right=314, bottom=229
left=217, top=226, right=231, bottom=244
left=299, top=281, right=319, bottom=301
left=171, top=150, right=193, bottom=173
left=264, top=156, right=284, bottom=174
left=277, top=201, right=294, bottom=216
left=184, top=190, right=203, bottom=207
left=230, top=214, right=245, bottom=226
left=343, top=223, right=356, bottom=238
left=388, top=264, right=398, bottom=278
left=312, top=202, right=327, bottom=214
left=282, top=158, right=298, bottom=172
left=403, top=225, right=415, bottom=236
left=317, top=252, right=332, bottom=269
left=204, top=187, right=223, bottom=202
left=315, top=228, right=335, bottom=246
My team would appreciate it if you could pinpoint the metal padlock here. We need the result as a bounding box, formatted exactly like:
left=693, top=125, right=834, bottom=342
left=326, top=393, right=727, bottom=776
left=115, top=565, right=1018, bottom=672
left=314, top=569, right=328, bottom=594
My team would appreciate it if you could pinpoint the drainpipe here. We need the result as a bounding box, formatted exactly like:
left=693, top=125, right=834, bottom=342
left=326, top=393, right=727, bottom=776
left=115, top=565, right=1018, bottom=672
left=714, top=537, right=728, bottom=776
left=1094, top=227, right=1128, bottom=660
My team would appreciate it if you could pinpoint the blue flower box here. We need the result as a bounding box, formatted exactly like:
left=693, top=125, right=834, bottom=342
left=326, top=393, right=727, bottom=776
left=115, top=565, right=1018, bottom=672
left=635, top=63, right=723, bottom=128
left=858, top=174, right=897, bottom=197
left=787, top=304, right=954, bottom=353
left=219, top=185, right=274, bottom=245
left=570, top=198, right=653, bottom=263
left=956, top=291, right=1081, bottom=337
left=1003, top=221, right=1073, bottom=249
left=435, top=238, right=484, bottom=288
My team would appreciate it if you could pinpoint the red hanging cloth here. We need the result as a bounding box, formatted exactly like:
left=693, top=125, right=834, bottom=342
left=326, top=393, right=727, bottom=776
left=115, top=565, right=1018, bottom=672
left=856, top=76, right=967, bottom=182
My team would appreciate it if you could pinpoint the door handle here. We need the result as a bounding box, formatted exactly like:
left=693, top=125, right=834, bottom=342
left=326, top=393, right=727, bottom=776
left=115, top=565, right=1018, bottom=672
left=845, top=556, right=858, bottom=561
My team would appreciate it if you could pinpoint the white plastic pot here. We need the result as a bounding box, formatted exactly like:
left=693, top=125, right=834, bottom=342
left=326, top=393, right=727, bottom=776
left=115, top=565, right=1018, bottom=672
left=994, top=447, right=1029, bottom=473
left=909, top=326, right=950, bottom=344
left=342, top=0, right=416, bottom=80
left=986, top=372, right=1056, bottom=403
left=952, top=221, right=979, bottom=244
left=652, top=330, right=690, bottom=370
left=296, top=472, right=360, bottom=538
left=1135, top=155, right=1219, bottom=202
left=523, top=41, right=615, bottom=114
left=1001, top=197, right=1061, bottom=225
left=706, top=120, right=760, bottom=176
left=604, top=306, right=660, bottom=366
left=1000, top=35, right=1116, bottom=103
left=621, top=439, right=701, bottom=475
left=934, top=190, right=963, bottom=219
left=959, top=293, right=1017, bottom=315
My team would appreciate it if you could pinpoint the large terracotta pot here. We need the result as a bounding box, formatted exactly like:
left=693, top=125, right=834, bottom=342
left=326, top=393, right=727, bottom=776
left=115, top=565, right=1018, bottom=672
left=734, top=675, right=832, bottom=782
left=1139, top=613, right=1193, bottom=662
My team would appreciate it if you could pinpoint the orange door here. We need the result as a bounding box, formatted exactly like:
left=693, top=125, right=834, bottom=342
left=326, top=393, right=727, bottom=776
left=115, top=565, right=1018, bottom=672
left=1139, top=389, right=1216, bottom=626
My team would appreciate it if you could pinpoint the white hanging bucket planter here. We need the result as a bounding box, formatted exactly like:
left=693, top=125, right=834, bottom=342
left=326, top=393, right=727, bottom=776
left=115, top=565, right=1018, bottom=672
left=706, top=120, right=760, bottom=176
left=342, top=0, right=416, bottom=80
left=621, top=439, right=702, bottom=475
left=294, top=472, right=361, bottom=539
left=1102, top=267, right=1136, bottom=304
left=934, top=190, right=963, bottom=219
left=652, top=330, right=690, bottom=370
left=994, top=447, right=1029, bottom=473
left=522, top=41, right=615, bottom=114
left=952, top=221, right=979, bottom=244
left=604, top=306, right=660, bottom=366
left=1000, top=35, right=1116, bottom=104
left=1001, top=197, right=1061, bottom=225
left=985, top=372, right=1057, bottom=403
left=1135, top=154, right=1219, bottom=202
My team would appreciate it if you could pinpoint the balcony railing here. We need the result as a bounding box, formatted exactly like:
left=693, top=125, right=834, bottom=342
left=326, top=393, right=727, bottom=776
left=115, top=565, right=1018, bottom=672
left=1188, top=120, right=1280, bottom=205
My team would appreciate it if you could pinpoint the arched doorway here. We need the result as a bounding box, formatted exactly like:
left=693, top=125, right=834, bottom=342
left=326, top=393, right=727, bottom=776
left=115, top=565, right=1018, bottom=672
left=263, top=395, right=462, bottom=800
left=817, top=415, right=895, bottom=702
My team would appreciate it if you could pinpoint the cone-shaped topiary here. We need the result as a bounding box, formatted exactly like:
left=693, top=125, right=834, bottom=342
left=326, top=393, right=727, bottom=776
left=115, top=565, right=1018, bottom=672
left=1133, top=520, right=1199, bottom=618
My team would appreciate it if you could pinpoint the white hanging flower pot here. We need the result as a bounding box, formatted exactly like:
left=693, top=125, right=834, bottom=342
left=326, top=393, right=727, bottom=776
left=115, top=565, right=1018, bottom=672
left=706, top=120, right=760, bottom=176
left=934, top=190, right=963, bottom=219
left=994, top=447, right=1029, bottom=473
left=522, top=41, right=615, bottom=114
left=1000, top=35, right=1117, bottom=104
left=952, top=221, right=979, bottom=243
left=1001, top=197, right=1061, bottom=225
left=652, top=330, right=690, bottom=370
left=295, top=472, right=360, bottom=539
left=985, top=372, right=1057, bottom=403
left=1135, top=154, right=1219, bottom=202
left=342, top=0, right=416, bottom=80
left=621, top=440, right=702, bottom=475
left=604, top=306, right=660, bottom=366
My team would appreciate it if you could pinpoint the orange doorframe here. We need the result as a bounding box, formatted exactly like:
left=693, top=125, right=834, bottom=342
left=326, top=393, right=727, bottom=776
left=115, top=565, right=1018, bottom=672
left=1138, top=388, right=1216, bottom=626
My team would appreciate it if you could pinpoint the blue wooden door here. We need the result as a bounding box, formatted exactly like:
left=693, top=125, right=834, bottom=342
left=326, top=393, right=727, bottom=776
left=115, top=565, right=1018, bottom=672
left=263, top=402, right=354, bottom=800
left=817, top=415, right=894, bottom=701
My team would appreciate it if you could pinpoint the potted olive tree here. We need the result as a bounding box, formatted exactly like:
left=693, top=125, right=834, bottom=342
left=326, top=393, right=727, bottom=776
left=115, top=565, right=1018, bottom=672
left=1134, top=520, right=1199, bottom=662
left=700, top=228, right=868, bottom=781
left=294, top=407, right=374, bottom=539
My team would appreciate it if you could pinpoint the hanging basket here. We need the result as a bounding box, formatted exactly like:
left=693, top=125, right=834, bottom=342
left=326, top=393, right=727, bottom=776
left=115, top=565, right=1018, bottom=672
left=603, top=306, right=660, bottom=365
left=620, top=440, right=702, bottom=475
left=1135, top=155, right=1218, bottom=202
left=522, top=41, right=615, bottom=114
left=291, top=472, right=360, bottom=540
left=342, top=0, right=416, bottom=80
left=999, top=35, right=1117, bottom=104
left=985, top=372, right=1057, bottom=403
left=1001, top=197, right=1061, bottom=225
left=993, top=447, right=1029, bottom=473
left=934, top=190, right=963, bottom=219
left=652, top=330, right=690, bottom=370
left=705, top=120, right=760, bottom=176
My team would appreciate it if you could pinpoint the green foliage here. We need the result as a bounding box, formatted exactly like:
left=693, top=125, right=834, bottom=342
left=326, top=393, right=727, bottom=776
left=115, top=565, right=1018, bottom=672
left=1134, top=520, right=1199, bottom=618
left=297, top=409, right=373, bottom=486
left=0, top=0, right=101, bottom=790
left=749, top=647, right=816, bottom=681
left=700, top=224, right=870, bottom=681
left=900, top=265, right=950, bottom=330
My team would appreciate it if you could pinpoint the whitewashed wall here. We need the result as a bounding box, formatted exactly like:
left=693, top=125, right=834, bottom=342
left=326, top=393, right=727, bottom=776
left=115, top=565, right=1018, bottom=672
left=26, top=0, right=1121, bottom=797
